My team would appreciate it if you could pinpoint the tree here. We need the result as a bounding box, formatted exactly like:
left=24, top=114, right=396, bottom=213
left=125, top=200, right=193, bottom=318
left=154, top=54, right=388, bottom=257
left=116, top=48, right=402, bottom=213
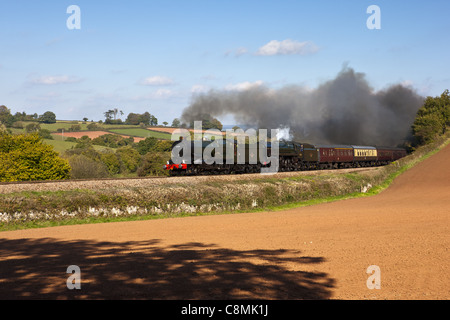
left=0, top=105, right=13, bottom=127
left=0, top=105, right=9, bottom=118
left=137, top=152, right=170, bottom=177
left=171, top=118, right=181, bottom=128
left=141, top=112, right=151, bottom=126
left=412, top=113, right=442, bottom=145
left=75, top=135, right=93, bottom=149
left=64, top=146, right=109, bottom=179
left=135, top=137, right=158, bottom=155
left=209, top=118, right=223, bottom=131
left=39, top=111, right=56, bottom=124
left=412, top=89, right=450, bottom=145
left=189, top=113, right=223, bottom=131
left=150, top=115, right=158, bottom=126
left=104, top=110, right=114, bottom=123
left=116, top=146, right=141, bottom=173
left=163, top=121, right=168, bottom=126
left=65, top=154, right=109, bottom=179
left=125, top=113, right=141, bottom=125
left=152, top=140, right=173, bottom=152
left=91, top=134, right=133, bottom=148
left=100, top=151, right=122, bottom=175
left=68, top=124, right=81, bottom=132
left=38, top=129, right=53, bottom=140
left=83, top=117, right=88, bottom=122
left=104, top=108, right=124, bottom=122
left=0, top=133, right=71, bottom=182
left=87, top=122, right=99, bottom=130
left=25, top=123, right=41, bottom=133
left=14, top=112, right=25, bottom=122
left=125, top=112, right=157, bottom=126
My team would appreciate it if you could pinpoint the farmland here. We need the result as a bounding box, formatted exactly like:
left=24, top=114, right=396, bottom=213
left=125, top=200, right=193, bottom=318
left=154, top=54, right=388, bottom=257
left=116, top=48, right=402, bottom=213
left=109, top=128, right=172, bottom=140
left=9, top=120, right=175, bottom=154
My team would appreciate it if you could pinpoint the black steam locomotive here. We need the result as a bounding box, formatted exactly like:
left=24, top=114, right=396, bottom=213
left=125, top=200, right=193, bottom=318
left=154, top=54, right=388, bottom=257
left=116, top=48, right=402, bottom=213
left=164, top=139, right=407, bottom=176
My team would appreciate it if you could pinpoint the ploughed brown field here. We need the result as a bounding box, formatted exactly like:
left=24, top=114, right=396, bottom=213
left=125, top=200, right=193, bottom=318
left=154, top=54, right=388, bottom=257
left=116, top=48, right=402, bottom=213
left=149, top=127, right=227, bottom=137
left=148, top=127, right=246, bottom=136
left=0, top=144, right=449, bottom=300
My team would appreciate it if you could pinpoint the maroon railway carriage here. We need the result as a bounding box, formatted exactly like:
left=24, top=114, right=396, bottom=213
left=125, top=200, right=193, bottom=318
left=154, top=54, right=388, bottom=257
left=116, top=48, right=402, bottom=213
left=376, top=147, right=407, bottom=164
left=314, top=144, right=354, bottom=169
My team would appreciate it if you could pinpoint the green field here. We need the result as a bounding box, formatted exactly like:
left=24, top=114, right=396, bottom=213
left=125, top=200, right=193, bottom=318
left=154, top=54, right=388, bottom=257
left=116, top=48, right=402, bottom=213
left=9, top=121, right=90, bottom=132
left=40, top=121, right=89, bottom=131
left=43, top=138, right=78, bottom=153
left=109, top=128, right=171, bottom=140
left=43, top=137, right=114, bottom=154
left=12, top=121, right=143, bottom=132
left=42, top=121, right=145, bottom=132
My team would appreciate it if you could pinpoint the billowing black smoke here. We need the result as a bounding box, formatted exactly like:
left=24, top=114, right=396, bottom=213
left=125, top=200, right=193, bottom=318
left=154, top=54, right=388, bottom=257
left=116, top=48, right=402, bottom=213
left=181, top=67, right=424, bottom=146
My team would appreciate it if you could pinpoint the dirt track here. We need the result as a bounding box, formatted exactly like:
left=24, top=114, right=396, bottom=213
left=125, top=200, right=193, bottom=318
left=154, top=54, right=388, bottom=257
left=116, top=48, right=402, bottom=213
left=0, top=145, right=449, bottom=300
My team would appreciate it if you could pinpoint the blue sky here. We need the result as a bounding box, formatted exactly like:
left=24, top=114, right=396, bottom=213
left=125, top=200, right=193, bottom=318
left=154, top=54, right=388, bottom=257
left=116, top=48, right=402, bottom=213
left=0, top=0, right=449, bottom=124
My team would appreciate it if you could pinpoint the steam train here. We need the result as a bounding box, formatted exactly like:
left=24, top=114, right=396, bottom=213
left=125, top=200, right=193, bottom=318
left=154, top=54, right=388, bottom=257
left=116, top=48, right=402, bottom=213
left=164, top=140, right=407, bottom=176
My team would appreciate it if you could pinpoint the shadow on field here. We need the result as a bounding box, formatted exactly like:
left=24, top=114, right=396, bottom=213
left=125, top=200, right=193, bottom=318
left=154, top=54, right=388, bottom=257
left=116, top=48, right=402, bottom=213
left=0, top=238, right=334, bottom=299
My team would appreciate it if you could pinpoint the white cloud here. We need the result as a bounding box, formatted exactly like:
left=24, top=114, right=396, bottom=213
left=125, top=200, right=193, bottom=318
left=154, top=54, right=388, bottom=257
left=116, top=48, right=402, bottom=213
left=225, top=80, right=264, bottom=92
left=256, top=39, right=319, bottom=56
left=400, top=80, right=414, bottom=88
left=235, top=47, right=248, bottom=56
left=154, top=88, right=174, bottom=98
left=225, top=47, right=249, bottom=57
left=191, top=84, right=209, bottom=94
left=140, top=76, right=174, bottom=86
left=30, top=75, right=82, bottom=85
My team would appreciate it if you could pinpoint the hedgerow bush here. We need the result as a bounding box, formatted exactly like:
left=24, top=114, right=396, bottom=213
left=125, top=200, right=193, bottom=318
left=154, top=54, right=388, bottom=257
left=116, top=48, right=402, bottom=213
left=66, top=154, right=110, bottom=179
left=412, top=89, right=450, bottom=146
left=137, top=152, right=170, bottom=176
left=116, top=146, right=141, bottom=173
left=0, top=133, right=71, bottom=182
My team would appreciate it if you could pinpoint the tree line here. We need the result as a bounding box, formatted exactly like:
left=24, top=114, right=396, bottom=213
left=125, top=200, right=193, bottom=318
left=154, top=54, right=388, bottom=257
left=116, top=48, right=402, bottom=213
left=411, top=89, right=450, bottom=147
left=102, top=108, right=223, bottom=130
left=0, top=105, right=224, bottom=131
left=0, top=106, right=56, bottom=126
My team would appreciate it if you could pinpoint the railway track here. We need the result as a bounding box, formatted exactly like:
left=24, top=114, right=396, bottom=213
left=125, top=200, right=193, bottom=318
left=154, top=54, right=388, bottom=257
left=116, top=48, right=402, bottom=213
left=0, top=175, right=166, bottom=186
